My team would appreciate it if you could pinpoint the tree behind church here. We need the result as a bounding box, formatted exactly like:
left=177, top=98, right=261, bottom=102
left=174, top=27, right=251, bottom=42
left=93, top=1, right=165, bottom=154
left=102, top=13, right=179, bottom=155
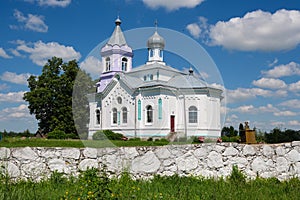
left=24, top=57, right=94, bottom=136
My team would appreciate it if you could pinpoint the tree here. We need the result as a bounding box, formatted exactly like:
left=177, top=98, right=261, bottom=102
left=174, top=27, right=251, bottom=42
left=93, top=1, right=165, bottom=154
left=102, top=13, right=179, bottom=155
left=24, top=57, right=94, bottom=135
left=221, top=126, right=238, bottom=137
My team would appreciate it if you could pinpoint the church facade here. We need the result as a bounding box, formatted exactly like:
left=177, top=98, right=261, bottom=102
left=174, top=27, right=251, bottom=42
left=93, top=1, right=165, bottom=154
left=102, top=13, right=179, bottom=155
left=87, top=18, right=223, bottom=139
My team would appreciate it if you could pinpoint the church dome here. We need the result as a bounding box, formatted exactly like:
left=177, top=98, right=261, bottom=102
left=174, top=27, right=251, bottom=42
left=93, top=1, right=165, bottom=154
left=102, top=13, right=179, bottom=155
left=147, top=31, right=165, bottom=50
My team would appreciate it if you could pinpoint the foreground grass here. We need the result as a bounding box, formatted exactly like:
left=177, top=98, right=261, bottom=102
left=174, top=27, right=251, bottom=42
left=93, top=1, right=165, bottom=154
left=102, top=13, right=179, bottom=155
left=0, top=168, right=299, bottom=200
left=0, top=137, right=175, bottom=148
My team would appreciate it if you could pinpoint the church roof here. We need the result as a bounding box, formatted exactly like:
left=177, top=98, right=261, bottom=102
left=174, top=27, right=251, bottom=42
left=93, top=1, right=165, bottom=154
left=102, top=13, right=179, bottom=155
left=107, top=17, right=127, bottom=46
left=128, top=62, right=184, bottom=75
left=147, top=31, right=165, bottom=50
left=167, top=74, right=207, bottom=88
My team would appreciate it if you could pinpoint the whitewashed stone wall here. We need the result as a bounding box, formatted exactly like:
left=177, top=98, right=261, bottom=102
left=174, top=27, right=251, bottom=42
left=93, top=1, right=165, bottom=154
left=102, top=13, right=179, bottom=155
left=1, top=142, right=300, bottom=181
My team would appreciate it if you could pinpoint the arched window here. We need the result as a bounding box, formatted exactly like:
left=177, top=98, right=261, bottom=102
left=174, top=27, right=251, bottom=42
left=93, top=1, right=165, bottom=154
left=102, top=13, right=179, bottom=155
left=144, top=75, right=147, bottom=81
left=121, top=57, right=128, bottom=71
left=138, top=100, right=141, bottom=120
left=189, top=106, right=197, bottom=123
left=149, top=74, right=153, bottom=80
left=105, top=57, right=111, bottom=71
left=146, top=105, right=153, bottom=123
left=96, top=109, right=100, bottom=125
left=122, top=107, right=127, bottom=124
left=112, top=108, right=117, bottom=124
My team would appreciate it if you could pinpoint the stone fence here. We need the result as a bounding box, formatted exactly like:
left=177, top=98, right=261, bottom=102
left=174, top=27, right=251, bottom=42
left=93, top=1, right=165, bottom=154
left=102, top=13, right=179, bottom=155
left=1, top=142, right=300, bottom=181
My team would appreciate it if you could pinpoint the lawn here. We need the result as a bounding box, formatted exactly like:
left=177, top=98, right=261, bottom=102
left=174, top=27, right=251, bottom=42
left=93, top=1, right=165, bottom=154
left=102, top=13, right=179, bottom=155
left=0, top=168, right=299, bottom=200
left=0, top=137, right=174, bottom=148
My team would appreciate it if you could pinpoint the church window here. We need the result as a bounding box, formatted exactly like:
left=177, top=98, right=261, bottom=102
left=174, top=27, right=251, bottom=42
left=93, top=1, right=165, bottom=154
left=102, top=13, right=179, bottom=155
left=121, top=57, right=128, bottom=71
left=150, top=74, right=153, bottom=80
left=138, top=100, right=141, bottom=120
left=96, top=109, right=100, bottom=125
left=157, top=71, right=159, bottom=79
left=144, top=76, right=147, bottom=81
left=146, top=105, right=153, bottom=123
left=105, top=57, right=111, bottom=71
left=112, top=108, right=117, bottom=124
left=117, top=97, right=122, bottom=104
left=189, top=106, right=197, bottom=123
left=122, top=107, right=127, bottom=124
left=158, top=98, right=162, bottom=120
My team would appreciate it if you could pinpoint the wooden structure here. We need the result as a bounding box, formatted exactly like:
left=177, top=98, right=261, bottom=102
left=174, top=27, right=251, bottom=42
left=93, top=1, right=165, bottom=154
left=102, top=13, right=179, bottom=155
left=240, top=122, right=257, bottom=144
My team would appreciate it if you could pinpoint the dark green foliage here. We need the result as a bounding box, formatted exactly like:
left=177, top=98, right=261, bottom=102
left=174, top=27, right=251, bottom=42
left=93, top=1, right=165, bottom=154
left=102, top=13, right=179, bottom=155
left=221, top=136, right=240, bottom=142
left=228, top=165, right=246, bottom=184
left=147, top=137, right=153, bottom=141
left=92, top=131, right=106, bottom=140
left=47, top=130, right=66, bottom=139
left=129, top=137, right=141, bottom=141
left=23, top=57, right=94, bottom=136
left=265, top=128, right=300, bottom=143
left=222, top=126, right=238, bottom=137
left=92, top=130, right=125, bottom=140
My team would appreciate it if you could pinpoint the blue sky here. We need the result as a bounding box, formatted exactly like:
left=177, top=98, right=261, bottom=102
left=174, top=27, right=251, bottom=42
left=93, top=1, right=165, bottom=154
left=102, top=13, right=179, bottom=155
left=1, top=0, right=300, bottom=133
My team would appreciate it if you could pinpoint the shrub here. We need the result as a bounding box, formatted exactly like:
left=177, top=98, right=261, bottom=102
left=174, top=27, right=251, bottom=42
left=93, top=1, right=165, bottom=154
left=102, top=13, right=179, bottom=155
left=66, top=133, right=79, bottom=139
left=129, top=137, right=141, bottom=141
left=159, top=138, right=169, bottom=143
left=92, top=131, right=106, bottom=140
left=47, top=130, right=66, bottom=139
left=221, top=136, right=240, bottom=142
left=147, top=137, right=153, bottom=141
left=103, top=130, right=124, bottom=140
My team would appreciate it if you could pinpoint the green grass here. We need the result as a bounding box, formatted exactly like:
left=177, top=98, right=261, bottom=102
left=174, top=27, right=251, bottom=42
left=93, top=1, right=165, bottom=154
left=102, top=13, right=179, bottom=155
left=0, top=137, right=176, bottom=148
left=0, top=168, right=299, bottom=200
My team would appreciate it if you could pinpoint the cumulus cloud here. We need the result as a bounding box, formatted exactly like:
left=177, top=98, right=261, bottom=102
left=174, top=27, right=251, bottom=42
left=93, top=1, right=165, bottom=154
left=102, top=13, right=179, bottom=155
left=274, top=110, right=297, bottom=117
left=10, top=9, right=48, bottom=33
left=252, top=78, right=287, bottom=89
left=142, top=0, right=204, bottom=11
left=279, top=99, right=300, bottom=109
left=0, top=91, right=26, bottom=103
left=186, top=23, right=201, bottom=39
left=17, top=40, right=81, bottom=66
left=209, top=9, right=300, bottom=51
left=226, top=88, right=272, bottom=103
left=0, top=48, right=12, bottom=59
left=289, top=80, right=300, bottom=92
left=79, top=56, right=102, bottom=79
left=288, top=120, right=300, bottom=126
left=25, top=0, right=71, bottom=7
left=262, top=62, right=300, bottom=78
left=0, top=72, right=32, bottom=85
left=0, top=104, right=31, bottom=121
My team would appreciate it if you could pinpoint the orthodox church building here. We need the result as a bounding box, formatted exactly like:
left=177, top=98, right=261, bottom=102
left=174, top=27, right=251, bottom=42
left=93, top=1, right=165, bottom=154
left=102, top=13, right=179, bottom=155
left=88, top=18, right=223, bottom=139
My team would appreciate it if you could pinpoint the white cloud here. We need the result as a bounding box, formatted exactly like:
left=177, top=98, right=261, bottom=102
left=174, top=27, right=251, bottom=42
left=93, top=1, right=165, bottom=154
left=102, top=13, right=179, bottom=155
left=186, top=23, right=201, bottom=39
left=142, top=0, right=204, bottom=11
left=0, top=48, right=12, bottom=59
left=11, top=9, right=48, bottom=33
left=209, top=9, right=300, bottom=51
left=232, top=105, right=255, bottom=114
left=252, top=78, right=287, bottom=89
left=288, top=120, right=300, bottom=126
left=0, top=72, right=32, bottom=85
left=79, top=56, right=102, bottom=79
left=279, top=99, right=300, bottom=109
left=0, top=104, right=31, bottom=121
left=268, top=58, right=278, bottom=67
left=17, top=40, right=81, bottom=66
left=262, top=62, right=300, bottom=78
left=289, top=80, right=300, bottom=91
left=274, top=110, right=297, bottom=117
left=226, top=88, right=272, bottom=103
left=25, top=0, right=71, bottom=7
left=0, top=91, right=26, bottom=103
left=9, top=49, right=23, bottom=57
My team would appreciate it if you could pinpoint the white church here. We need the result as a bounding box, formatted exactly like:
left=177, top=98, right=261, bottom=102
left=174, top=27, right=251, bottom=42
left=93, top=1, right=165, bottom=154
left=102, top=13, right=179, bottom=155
left=88, top=18, right=223, bottom=139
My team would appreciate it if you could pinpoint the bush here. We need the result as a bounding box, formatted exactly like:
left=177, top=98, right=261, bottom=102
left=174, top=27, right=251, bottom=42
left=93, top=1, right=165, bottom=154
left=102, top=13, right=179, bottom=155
left=92, top=130, right=125, bottom=141
left=102, top=130, right=124, bottom=140
left=66, top=133, right=79, bottom=139
left=92, top=131, right=106, bottom=140
left=221, top=136, right=240, bottom=142
left=147, top=137, right=153, bottom=141
left=129, top=137, right=141, bottom=141
left=47, top=130, right=66, bottom=139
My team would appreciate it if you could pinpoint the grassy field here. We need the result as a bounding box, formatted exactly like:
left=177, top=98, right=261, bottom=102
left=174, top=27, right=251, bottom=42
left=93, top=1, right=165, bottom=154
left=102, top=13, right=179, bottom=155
left=0, top=167, right=299, bottom=200
left=0, top=137, right=175, bottom=148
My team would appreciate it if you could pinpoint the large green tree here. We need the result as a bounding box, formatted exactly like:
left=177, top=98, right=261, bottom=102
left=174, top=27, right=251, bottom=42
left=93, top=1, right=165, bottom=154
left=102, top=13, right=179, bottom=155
left=24, top=57, right=94, bottom=135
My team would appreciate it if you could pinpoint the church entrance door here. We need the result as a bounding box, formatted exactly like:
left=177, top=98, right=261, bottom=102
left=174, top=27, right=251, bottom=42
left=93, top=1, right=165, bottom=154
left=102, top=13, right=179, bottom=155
left=170, top=115, right=175, bottom=132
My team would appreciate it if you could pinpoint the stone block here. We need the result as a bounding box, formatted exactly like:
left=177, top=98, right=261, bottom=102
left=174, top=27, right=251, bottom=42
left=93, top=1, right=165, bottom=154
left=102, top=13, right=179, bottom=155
left=62, top=148, right=80, bottom=159
left=12, top=147, right=38, bottom=161
left=131, top=151, right=160, bottom=173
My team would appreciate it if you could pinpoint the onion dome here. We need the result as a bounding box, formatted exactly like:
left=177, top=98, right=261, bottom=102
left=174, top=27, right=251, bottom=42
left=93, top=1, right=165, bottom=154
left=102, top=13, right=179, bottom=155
left=147, top=31, right=165, bottom=50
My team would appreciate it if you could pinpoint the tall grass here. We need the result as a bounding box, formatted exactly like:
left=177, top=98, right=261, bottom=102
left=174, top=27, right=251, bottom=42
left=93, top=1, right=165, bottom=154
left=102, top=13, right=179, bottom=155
left=0, top=167, right=299, bottom=200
